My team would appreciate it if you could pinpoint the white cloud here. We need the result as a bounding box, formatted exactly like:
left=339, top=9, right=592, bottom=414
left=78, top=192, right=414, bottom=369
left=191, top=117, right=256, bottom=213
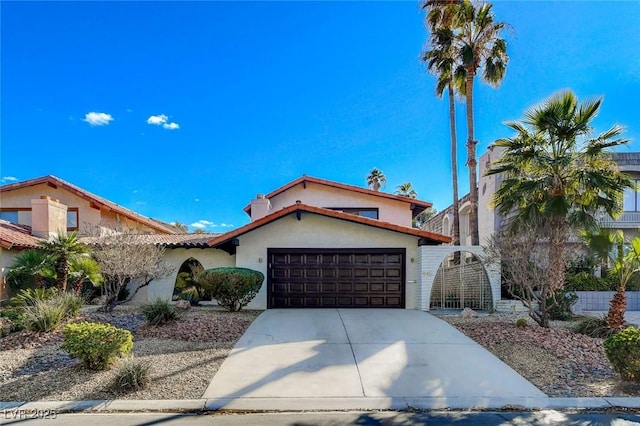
left=194, top=198, right=200, bottom=202
left=163, top=122, right=180, bottom=130
left=126, top=108, right=133, bottom=113
left=190, top=219, right=215, bottom=229
left=147, top=114, right=168, bottom=125
left=135, top=201, right=146, bottom=205
left=83, top=112, right=114, bottom=126
left=220, top=223, right=234, bottom=228
left=1, top=176, right=18, bottom=183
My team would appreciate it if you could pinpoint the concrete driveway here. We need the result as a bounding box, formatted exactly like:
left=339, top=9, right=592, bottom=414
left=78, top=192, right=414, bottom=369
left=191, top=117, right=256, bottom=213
left=203, top=309, right=545, bottom=410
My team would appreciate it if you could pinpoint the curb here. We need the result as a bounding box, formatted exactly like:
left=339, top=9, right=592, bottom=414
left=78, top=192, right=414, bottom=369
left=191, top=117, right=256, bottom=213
left=3, top=397, right=640, bottom=414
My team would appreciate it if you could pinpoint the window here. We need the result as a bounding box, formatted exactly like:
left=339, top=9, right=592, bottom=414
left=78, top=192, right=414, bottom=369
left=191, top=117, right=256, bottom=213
left=327, top=208, right=379, bottom=219
left=623, top=180, right=640, bottom=212
left=67, top=208, right=79, bottom=231
left=0, top=210, right=18, bottom=223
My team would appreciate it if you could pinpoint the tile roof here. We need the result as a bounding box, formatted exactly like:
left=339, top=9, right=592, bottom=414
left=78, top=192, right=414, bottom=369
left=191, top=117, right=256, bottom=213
left=242, top=175, right=432, bottom=218
left=0, top=175, right=178, bottom=234
left=210, top=203, right=451, bottom=248
left=80, top=233, right=220, bottom=248
left=0, top=220, right=43, bottom=250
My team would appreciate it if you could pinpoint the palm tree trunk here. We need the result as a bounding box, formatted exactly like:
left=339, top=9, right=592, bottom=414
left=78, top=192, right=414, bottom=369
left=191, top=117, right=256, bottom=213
left=607, top=287, right=627, bottom=330
left=465, top=70, right=480, bottom=246
left=448, top=83, right=461, bottom=263
left=55, top=258, right=69, bottom=291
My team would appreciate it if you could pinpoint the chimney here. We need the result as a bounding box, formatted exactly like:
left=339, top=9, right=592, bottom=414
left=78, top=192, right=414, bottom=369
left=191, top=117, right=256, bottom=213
left=250, top=194, right=271, bottom=221
left=31, top=196, right=68, bottom=238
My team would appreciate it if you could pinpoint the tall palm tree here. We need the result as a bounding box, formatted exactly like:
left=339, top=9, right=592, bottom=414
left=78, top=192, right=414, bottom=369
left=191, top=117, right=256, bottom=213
left=456, top=0, right=509, bottom=245
left=488, top=90, right=633, bottom=326
left=38, top=232, right=89, bottom=291
left=394, top=182, right=418, bottom=199
left=367, top=168, right=386, bottom=191
left=423, top=0, right=463, bottom=249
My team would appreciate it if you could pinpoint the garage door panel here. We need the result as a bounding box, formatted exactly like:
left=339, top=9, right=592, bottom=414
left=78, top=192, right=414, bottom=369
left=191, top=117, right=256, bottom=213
left=268, top=249, right=405, bottom=308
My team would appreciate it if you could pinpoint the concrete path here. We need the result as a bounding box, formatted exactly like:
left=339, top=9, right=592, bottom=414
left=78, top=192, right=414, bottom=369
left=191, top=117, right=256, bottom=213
left=203, top=309, right=545, bottom=409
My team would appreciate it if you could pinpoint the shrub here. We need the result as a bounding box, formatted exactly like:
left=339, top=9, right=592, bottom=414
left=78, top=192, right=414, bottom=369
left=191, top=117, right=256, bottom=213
left=547, top=288, right=578, bottom=321
left=604, top=326, right=640, bottom=381
left=0, top=307, right=25, bottom=332
left=22, top=299, right=68, bottom=332
left=56, top=292, right=85, bottom=318
left=199, top=267, right=264, bottom=312
left=113, top=357, right=152, bottom=391
left=573, top=315, right=616, bottom=339
left=515, top=318, right=528, bottom=328
left=141, top=299, right=178, bottom=326
left=61, top=321, right=133, bottom=370
left=10, top=287, right=59, bottom=306
left=565, top=271, right=616, bottom=291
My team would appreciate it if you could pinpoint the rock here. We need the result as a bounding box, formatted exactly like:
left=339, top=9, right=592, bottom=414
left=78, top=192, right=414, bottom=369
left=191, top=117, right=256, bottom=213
left=0, top=317, right=13, bottom=337
left=91, top=295, right=107, bottom=305
left=461, top=307, right=478, bottom=318
left=175, top=300, right=191, bottom=310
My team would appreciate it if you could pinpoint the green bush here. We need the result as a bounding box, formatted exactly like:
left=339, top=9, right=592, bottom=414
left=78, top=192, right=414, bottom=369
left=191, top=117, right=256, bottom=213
left=547, top=288, right=578, bottom=320
left=56, top=292, right=85, bottom=318
left=199, top=267, right=264, bottom=312
left=0, top=307, right=25, bottom=332
left=515, top=318, right=528, bottom=328
left=113, top=357, right=152, bottom=391
left=141, top=299, right=178, bottom=326
left=573, top=315, right=616, bottom=339
left=565, top=271, right=617, bottom=291
left=10, top=287, right=59, bottom=306
left=604, top=326, right=640, bottom=381
left=61, top=321, right=133, bottom=370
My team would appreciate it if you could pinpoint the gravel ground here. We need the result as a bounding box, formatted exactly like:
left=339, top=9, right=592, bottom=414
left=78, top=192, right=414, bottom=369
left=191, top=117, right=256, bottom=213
left=0, top=307, right=259, bottom=401
left=436, top=312, right=640, bottom=397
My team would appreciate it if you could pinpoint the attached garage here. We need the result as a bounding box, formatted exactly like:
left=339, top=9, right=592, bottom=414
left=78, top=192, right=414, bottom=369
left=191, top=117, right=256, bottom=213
left=267, top=248, right=405, bottom=308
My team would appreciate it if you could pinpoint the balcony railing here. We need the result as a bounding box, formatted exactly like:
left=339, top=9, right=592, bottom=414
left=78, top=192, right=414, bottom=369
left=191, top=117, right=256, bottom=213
left=598, top=211, right=640, bottom=229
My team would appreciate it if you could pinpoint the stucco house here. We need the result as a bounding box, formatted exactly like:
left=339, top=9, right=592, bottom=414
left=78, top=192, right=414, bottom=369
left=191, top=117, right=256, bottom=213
left=2, top=174, right=504, bottom=310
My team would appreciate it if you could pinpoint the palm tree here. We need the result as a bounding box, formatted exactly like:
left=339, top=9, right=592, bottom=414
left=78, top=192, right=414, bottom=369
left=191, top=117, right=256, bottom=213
left=423, top=0, right=463, bottom=250
left=6, top=249, right=54, bottom=290
left=488, top=90, right=634, bottom=326
left=394, top=182, right=418, bottom=199
left=367, top=168, right=386, bottom=191
left=38, top=232, right=89, bottom=291
left=69, top=256, right=103, bottom=295
left=456, top=0, right=509, bottom=245
left=581, top=228, right=640, bottom=330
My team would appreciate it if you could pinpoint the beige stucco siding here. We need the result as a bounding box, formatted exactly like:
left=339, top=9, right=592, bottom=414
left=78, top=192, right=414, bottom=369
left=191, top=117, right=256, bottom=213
left=1, top=184, right=160, bottom=234
left=139, top=247, right=236, bottom=303
left=234, top=213, right=421, bottom=310
left=268, top=182, right=414, bottom=227
left=1, top=248, right=18, bottom=300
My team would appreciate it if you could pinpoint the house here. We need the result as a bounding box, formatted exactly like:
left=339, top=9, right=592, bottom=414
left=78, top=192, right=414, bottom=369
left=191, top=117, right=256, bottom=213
left=0, top=175, right=181, bottom=300
left=426, top=149, right=640, bottom=245
left=2, top=174, right=504, bottom=310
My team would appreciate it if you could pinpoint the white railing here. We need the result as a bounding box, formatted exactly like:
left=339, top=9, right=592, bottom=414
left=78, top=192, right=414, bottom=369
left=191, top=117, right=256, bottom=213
left=599, top=211, right=640, bottom=228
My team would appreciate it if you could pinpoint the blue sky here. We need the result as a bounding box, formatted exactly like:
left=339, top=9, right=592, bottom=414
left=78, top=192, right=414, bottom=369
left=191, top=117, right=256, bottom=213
left=2, top=1, right=639, bottom=232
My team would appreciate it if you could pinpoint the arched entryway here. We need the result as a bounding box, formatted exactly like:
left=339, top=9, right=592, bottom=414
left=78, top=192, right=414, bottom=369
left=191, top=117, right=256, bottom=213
left=173, top=257, right=205, bottom=302
left=429, top=250, right=492, bottom=311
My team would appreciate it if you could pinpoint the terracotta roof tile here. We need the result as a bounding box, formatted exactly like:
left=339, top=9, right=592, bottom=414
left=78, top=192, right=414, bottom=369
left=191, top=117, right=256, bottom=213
left=80, top=233, right=220, bottom=248
left=0, top=220, right=43, bottom=249
left=242, top=175, right=432, bottom=217
left=0, top=175, right=178, bottom=234
left=210, top=203, right=451, bottom=248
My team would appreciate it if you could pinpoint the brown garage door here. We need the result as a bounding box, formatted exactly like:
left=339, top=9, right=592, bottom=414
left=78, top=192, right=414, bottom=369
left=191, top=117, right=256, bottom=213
left=267, top=248, right=405, bottom=308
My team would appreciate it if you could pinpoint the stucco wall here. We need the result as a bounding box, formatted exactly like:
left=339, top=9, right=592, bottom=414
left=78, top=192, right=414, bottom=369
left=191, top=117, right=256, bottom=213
left=1, top=248, right=18, bottom=300
left=1, top=184, right=162, bottom=235
left=135, top=247, right=236, bottom=303
left=268, top=182, right=414, bottom=227
left=234, top=212, right=421, bottom=310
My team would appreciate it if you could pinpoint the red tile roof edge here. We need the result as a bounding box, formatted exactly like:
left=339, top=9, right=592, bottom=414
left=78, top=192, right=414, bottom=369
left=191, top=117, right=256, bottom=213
left=242, top=175, right=432, bottom=215
left=0, top=175, right=177, bottom=235
left=209, top=203, right=451, bottom=247
left=0, top=220, right=43, bottom=249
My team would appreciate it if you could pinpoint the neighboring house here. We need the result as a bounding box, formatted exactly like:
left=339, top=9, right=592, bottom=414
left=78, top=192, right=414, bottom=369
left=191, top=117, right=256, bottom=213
left=1, top=174, right=503, bottom=311
left=0, top=175, right=180, bottom=300
left=427, top=149, right=640, bottom=246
